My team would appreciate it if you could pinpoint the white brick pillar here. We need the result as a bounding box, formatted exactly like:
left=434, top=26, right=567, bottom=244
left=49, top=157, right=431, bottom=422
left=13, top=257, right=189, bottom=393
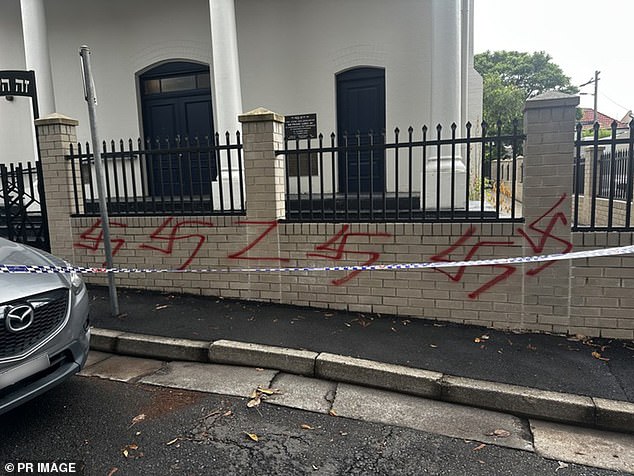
left=35, top=113, right=79, bottom=260
left=239, top=108, right=286, bottom=222
left=237, top=108, right=286, bottom=301
left=521, top=92, right=579, bottom=333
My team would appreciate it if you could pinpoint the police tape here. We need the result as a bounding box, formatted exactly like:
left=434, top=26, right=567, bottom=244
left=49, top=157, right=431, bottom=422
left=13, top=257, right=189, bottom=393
left=1, top=244, right=633, bottom=275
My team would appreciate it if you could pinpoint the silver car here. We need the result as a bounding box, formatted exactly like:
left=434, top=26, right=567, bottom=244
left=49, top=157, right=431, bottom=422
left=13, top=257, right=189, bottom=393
left=0, top=237, right=90, bottom=415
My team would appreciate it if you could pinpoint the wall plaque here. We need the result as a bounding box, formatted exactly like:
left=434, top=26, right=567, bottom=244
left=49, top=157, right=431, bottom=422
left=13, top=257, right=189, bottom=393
left=285, top=113, right=317, bottom=140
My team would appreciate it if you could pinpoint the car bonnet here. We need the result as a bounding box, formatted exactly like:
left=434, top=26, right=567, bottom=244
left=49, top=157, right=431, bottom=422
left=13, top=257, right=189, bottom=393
left=0, top=239, right=70, bottom=303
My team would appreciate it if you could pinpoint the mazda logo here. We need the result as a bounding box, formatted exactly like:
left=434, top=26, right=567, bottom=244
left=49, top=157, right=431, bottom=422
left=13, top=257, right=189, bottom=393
left=6, top=304, right=35, bottom=333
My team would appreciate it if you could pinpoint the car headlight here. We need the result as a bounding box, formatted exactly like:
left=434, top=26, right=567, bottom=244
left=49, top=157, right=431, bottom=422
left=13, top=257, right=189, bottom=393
left=69, top=270, right=85, bottom=295
left=61, top=260, right=85, bottom=295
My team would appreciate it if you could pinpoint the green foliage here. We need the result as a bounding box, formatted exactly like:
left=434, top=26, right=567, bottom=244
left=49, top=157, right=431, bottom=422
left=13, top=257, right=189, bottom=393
left=581, top=128, right=612, bottom=139
left=482, top=74, right=525, bottom=127
left=475, top=50, right=579, bottom=127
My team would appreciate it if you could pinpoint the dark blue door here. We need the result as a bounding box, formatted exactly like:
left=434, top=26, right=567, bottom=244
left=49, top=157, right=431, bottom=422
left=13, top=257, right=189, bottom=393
left=141, top=62, right=215, bottom=197
left=336, top=67, right=386, bottom=193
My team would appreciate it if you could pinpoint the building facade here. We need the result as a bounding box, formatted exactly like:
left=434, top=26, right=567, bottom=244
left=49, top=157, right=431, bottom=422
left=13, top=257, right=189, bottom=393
left=1, top=0, right=482, bottom=206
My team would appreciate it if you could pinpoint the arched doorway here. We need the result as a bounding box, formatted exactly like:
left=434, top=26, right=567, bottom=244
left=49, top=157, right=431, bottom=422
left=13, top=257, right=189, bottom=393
left=139, top=61, right=215, bottom=196
left=336, top=67, right=386, bottom=193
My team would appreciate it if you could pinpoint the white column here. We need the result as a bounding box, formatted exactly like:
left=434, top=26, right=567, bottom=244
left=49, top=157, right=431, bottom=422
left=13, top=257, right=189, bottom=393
left=209, top=0, right=243, bottom=210
left=431, top=0, right=461, bottom=129
left=209, top=0, right=242, bottom=135
left=20, top=0, right=55, bottom=117
left=424, top=0, right=466, bottom=210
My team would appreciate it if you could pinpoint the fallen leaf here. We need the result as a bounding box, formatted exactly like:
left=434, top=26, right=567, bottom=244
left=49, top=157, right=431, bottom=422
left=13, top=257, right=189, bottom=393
left=480, top=334, right=490, bottom=341
left=129, top=413, right=146, bottom=427
left=555, top=461, right=569, bottom=472
left=489, top=429, right=511, bottom=438
left=257, top=387, right=281, bottom=395
left=107, top=468, right=119, bottom=476
left=245, top=432, right=259, bottom=442
left=247, top=396, right=261, bottom=408
left=301, top=424, right=314, bottom=430
left=223, top=410, right=233, bottom=417
left=473, top=443, right=486, bottom=451
left=329, top=409, right=338, bottom=417
left=592, top=351, right=610, bottom=361
left=474, top=338, right=482, bottom=343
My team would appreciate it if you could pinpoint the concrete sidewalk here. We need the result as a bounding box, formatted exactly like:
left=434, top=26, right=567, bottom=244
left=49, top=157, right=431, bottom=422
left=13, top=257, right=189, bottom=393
left=87, top=285, right=634, bottom=434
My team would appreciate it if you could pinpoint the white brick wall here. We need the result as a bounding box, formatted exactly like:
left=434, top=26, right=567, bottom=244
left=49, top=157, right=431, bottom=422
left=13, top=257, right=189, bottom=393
left=44, top=96, right=634, bottom=340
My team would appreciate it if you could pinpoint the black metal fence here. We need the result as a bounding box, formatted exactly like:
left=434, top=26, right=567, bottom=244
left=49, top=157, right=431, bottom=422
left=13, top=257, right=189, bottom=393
left=67, top=133, right=245, bottom=216
left=276, top=121, right=525, bottom=222
left=0, top=161, right=49, bottom=251
left=598, top=149, right=630, bottom=200
left=573, top=121, right=634, bottom=231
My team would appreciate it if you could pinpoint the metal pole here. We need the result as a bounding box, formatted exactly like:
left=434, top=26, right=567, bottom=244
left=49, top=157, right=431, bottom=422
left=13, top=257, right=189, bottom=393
left=79, top=45, right=119, bottom=317
left=593, top=70, right=600, bottom=125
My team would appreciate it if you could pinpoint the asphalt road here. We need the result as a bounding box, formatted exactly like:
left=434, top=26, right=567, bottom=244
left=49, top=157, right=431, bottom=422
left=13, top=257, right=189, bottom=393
left=0, top=377, right=625, bottom=476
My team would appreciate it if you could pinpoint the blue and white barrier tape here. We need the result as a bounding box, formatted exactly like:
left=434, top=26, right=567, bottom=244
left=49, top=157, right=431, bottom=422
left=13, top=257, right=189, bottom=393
left=1, top=245, right=633, bottom=275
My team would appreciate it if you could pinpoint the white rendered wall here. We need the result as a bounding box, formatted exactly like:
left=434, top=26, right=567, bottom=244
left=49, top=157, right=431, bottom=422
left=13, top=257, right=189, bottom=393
left=2, top=0, right=478, bottom=201
left=0, top=0, right=37, bottom=164
left=237, top=0, right=435, bottom=135
left=236, top=0, right=437, bottom=194
left=43, top=0, right=213, bottom=145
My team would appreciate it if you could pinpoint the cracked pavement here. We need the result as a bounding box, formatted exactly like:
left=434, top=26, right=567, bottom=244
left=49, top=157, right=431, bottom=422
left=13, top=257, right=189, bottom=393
left=1, top=352, right=631, bottom=475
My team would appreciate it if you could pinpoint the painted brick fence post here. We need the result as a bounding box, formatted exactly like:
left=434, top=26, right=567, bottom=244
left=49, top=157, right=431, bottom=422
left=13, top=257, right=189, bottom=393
left=237, top=108, right=286, bottom=299
left=34, top=113, right=80, bottom=261
left=522, top=92, right=579, bottom=333
left=239, top=108, right=286, bottom=222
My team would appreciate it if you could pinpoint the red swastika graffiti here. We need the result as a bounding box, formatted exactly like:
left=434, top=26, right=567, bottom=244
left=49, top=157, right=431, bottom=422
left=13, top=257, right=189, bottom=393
left=74, top=219, right=128, bottom=266
left=516, top=193, right=573, bottom=276
left=430, top=226, right=517, bottom=299
left=139, top=217, right=215, bottom=270
left=227, top=220, right=290, bottom=262
left=307, top=225, right=392, bottom=286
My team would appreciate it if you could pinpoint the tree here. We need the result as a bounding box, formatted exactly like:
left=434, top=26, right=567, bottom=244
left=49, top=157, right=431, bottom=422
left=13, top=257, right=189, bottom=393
left=475, top=50, right=579, bottom=126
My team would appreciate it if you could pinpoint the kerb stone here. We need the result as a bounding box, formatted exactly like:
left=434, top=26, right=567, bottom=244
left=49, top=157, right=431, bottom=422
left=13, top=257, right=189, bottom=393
left=116, top=332, right=210, bottom=362
left=442, top=375, right=595, bottom=425
left=315, top=353, right=442, bottom=398
left=209, top=339, right=317, bottom=376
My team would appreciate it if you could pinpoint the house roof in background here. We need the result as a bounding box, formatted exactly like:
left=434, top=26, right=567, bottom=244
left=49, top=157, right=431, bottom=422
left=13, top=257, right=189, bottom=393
left=580, top=107, right=629, bottom=129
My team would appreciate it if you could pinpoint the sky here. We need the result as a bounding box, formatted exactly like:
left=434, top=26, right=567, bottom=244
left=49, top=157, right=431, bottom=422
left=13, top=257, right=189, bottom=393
left=474, top=0, right=634, bottom=121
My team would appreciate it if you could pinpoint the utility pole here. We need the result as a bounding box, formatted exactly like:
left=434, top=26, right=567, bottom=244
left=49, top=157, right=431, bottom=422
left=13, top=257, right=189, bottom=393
left=579, top=71, right=600, bottom=125
left=593, top=70, right=600, bottom=125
